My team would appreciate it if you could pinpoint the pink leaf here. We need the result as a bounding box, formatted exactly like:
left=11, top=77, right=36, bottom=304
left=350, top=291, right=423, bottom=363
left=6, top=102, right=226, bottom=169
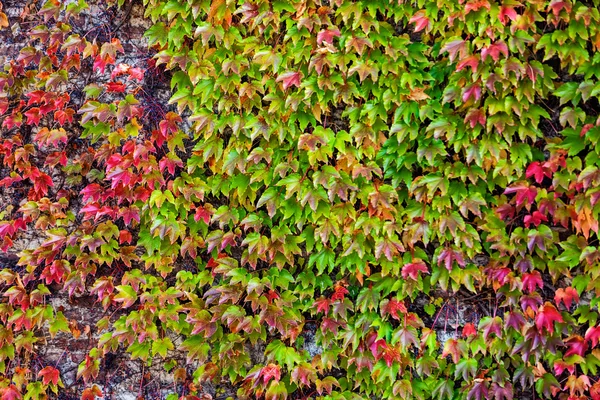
left=276, top=71, right=302, bottom=91
left=317, top=28, right=340, bottom=45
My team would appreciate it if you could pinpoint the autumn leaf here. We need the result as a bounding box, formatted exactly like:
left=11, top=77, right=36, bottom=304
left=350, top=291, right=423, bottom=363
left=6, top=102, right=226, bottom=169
left=521, top=271, right=543, bottom=293
left=276, top=71, right=302, bottom=91
left=554, top=287, right=579, bottom=309
left=316, top=28, right=340, bottom=45
left=401, top=261, right=428, bottom=280
left=409, top=10, right=430, bottom=32
left=38, top=366, right=60, bottom=386
left=535, top=302, right=563, bottom=333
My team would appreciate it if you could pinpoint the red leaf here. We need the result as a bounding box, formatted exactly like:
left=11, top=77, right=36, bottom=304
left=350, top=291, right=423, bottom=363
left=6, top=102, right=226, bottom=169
left=504, top=184, right=537, bottom=208
left=380, top=298, right=407, bottom=320
left=106, top=81, right=126, bottom=93
left=119, top=230, right=132, bottom=245
left=481, top=41, right=509, bottom=62
left=30, top=169, right=54, bottom=196
left=409, top=11, right=430, bottom=32
left=316, top=28, right=340, bottom=45
left=401, top=261, right=429, bottom=280
left=438, top=248, right=465, bottom=271
left=38, top=366, right=60, bottom=386
left=586, top=326, right=600, bottom=347
left=127, top=67, right=144, bottom=81
left=465, top=0, right=491, bottom=14
left=1, top=385, right=22, bottom=400
left=54, top=108, right=75, bottom=125
left=554, top=359, right=575, bottom=376
left=25, top=90, right=46, bottom=106
left=549, top=0, right=571, bottom=18
left=276, top=71, right=302, bottom=91
left=193, top=206, right=211, bottom=224
left=462, top=322, right=477, bottom=337
left=462, top=84, right=482, bottom=103
left=331, top=284, right=349, bottom=301
left=521, top=271, right=543, bottom=293
left=535, top=302, right=563, bottom=333
left=0, top=97, right=7, bottom=116
left=554, top=287, right=579, bottom=309
left=159, top=111, right=182, bottom=137
left=314, top=297, right=331, bottom=314
left=24, top=107, right=42, bottom=125
left=456, top=55, right=479, bottom=72
left=260, top=364, right=281, bottom=384
left=526, top=161, right=551, bottom=184
left=524, top=211, right=548, bottom=228
left=110, top=63, right=130, bottom=79
left=81, top=385, right=102, bottom=400
left=564, top=335, right=587, bottom=357
left=499, top=6, right=518, bottom=24
left=81, top=184, right=104, bottom=202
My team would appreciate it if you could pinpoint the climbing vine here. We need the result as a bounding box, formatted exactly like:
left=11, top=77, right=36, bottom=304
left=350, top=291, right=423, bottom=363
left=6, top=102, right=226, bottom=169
left=2, top=0, right=600, bottom=399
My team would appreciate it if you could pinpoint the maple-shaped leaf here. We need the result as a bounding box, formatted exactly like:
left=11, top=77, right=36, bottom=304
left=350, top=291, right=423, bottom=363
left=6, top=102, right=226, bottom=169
left=478, top=316, right=502, bottom=340
left=0, top=385, right=21, bottom=400
left=440, top=39, right=466, bottom=63
left=260, top=364, right=281, bottom=384
left=442, top=338, right=465, bottom=364
left=481, top=41, right=509, bottom=62
left=409, top=10, right=430, bottom=32
left=438, top=248, right=466, bottom=271
left=456, top=55, right=479, bottom=72
left=464, top=108, right=486, bottom=128
left=498, top=5, right=518, bottom=24
left=554, top=359, right=575, bottom=376
left=54, top=108, right=75, bottom=125
left=526, top=161, right=553, bottom=184
left=316, top=28, right=340, bottom=45
left=80, top=385, right=102, bottom=400
left=276, top=71, right=302, bottom=91
left=462, top=84, right=482, bottom=103
left=105, top=81, right=126, bottom=93
left=554, top=287, right=579, bottom=309
left=380, top=298, right=407, bottom=320
left=38, top=366, right=60, bottom=386
left=523, top=211, right=548, bottom=228
left=314, top=297, right=331, bottom=314
left=586, top=326, right=600, bottom=347
left=535, top=373, right=560, bottom=398
left=549, top=0, right=571, bottom=17
left=159, top=111, right=181, bottom=136
left=291, top=363, right=316, bottom=387
left=504, top=184, right=537, bottom=208
left=394, top=326, right=418, bottom=349
left=467, top=380, right=489, bottom=400
left=35, top=127, right=68, bottom=147
left=331, top=284, right=349, bottom=301
left=490, top=382, right=513, bottom=400
left=24, top=107, right=42, bottom=125
left=564, top=374, right=591, bottom=397
left=564, top=335, right=587, bottom=357
left=462, top=323, right=477, bottom=337
left=401, top=261, right=428, bottom=280
left=535, top=302, right=563, bottom=333
left=522, top=271, right=543, bottom=293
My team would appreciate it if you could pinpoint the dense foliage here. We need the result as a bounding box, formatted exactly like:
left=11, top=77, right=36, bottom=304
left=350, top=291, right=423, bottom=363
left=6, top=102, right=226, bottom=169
left=2, top=0, right=600, bottom=398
